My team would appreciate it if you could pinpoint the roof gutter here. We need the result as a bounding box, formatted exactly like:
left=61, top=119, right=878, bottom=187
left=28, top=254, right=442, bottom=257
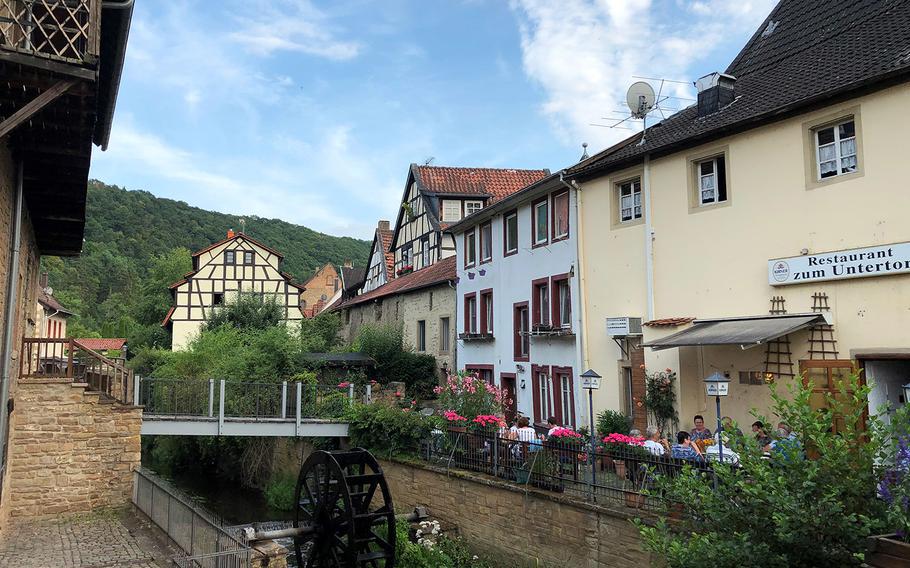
left=93, top=0, right=135, bottom=150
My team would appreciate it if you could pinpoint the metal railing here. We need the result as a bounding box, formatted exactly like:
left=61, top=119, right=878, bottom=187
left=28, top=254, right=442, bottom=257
left=419, top=429, right=712, bottom=512
left=20, top=337, right=133, bottom=404
left=137, top=377, right=365, bottom=420
left=0, top=0, right=100, bottom=64
left=132, top=467, right=251, bottom=567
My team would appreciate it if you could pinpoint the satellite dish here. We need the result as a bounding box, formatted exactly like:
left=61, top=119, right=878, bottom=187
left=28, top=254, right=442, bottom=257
left=626, top=81, right=656, bottom=119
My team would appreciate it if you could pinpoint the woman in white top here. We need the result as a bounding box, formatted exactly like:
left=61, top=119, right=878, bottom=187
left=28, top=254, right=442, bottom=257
left=643, top=426, right=667, bottom=456
left=515, top=416, right=538, bottom=443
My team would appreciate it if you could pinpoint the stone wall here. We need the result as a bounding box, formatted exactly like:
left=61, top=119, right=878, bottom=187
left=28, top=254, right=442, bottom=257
left=380, top=459, right=651, bottom=568
left=3, top=378, right=141, bottom=520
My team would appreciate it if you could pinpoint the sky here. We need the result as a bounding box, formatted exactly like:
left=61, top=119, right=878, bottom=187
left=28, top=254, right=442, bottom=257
left=89, top=0, right=779, bottom=240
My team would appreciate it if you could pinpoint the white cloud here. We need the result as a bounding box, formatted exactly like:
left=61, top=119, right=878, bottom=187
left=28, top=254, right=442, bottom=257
left=228, top=0, right=361, bottom=60
left=510, top=0, right=777, bottom=150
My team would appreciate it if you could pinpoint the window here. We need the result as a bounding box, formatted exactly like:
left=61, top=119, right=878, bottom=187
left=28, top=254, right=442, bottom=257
left=400, top=246, right=413, bottom=271
left=464, top=230, right=476, bottom=267
left=618, top=179, right=642, bottom=223
left=696, top=156, right=727, bottom=205
left=213, top=292, right=224, bottom=306
left=513, top=302, right=529, bottom=360
left=532, top=279, right=549, bottom=327
left=554, top=368, right=575, bottom=427
left=464, top=294, right=477, bottom=333
left=534, top=367, right=553, bottom=423
left=224, top=250, right=236, bottom=265
left=429, top=291, right=434, bottom=310
left=552, top=191, right=569, bottom=240
left=504, top=211, right=518, bottom=256
left=816, top=119, right=857, bottom=179
left=442, top=200, right=462, bottom=222
left=553, top=277, right=571, bottom=328
left=480, top=290, right=493, bottom=334
left=439, top=317, right=450, bottom=353
left=467, top=366, right=494, bottom=384
left=533, top=198, right=548, bottom=245
left=479, top=222, right=492, bottom=263
left=465, top=200, right=483, bottom=216
left=622, top=367, right=634, bottom=419
left=243, top=251, right=254, bottom=265
left=417, top=320, right=426, bottom=351
left=421, top=237, right=430, bottom=268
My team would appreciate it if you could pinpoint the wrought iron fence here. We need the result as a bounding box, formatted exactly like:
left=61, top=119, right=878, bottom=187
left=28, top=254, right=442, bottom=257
left=132, top=467, right=251, bottom=567
left=139, top=378, right=211, bottom=416
left=419, top=429, right=712, bottom=512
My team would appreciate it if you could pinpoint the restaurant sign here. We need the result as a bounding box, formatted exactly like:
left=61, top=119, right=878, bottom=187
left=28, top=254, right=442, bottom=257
left=769, top=241, right=910, bottom=286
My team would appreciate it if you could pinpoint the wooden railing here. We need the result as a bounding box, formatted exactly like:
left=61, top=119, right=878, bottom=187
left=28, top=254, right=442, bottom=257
left=20, top=337, right=133, bottom=404
left=0, top=0, right=100, bottom=64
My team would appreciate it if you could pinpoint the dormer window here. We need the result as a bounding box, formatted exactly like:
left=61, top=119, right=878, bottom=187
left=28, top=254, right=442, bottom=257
left=442, top=200, right=462, bottom=222
left=465, top=200, right=483, bottom=216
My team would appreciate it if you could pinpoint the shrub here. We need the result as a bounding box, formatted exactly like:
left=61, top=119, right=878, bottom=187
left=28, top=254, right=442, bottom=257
left=435, top=371, right=508, bottom=429
left=347, top=403, right=438, bottom=457
left=316, top=391, right=351, bottom=418
left=264, top=473, right=297, bottom=511
left=203, top=293, right=284, bottom=332
left=596, top=409, right=631, bottom=436
left=355, top=323, right=440, bottom=399
left=644, top=367, right=678, bottom=435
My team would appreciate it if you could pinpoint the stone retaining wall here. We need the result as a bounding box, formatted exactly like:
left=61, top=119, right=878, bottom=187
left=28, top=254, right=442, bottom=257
left=380, top=458, right=652, bottom=568
left=3, top=378, right=141, bottom=520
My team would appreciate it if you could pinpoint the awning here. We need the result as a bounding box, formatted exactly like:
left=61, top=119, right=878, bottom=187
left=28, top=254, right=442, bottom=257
left=643, top=313, right=829, bottom=351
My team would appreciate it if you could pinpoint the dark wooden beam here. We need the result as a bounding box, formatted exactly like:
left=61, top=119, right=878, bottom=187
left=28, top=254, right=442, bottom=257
left=0, top=79, right=78, bottom=139
left=0, top=51, right=96, bottom=81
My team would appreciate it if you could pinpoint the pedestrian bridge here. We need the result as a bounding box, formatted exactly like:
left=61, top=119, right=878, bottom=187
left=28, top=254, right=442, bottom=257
left=137, top=378, right=361, bottom=437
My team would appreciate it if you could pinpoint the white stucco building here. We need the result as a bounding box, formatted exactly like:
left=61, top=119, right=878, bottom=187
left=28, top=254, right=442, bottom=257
left=449, top=174, right=585, bottom=428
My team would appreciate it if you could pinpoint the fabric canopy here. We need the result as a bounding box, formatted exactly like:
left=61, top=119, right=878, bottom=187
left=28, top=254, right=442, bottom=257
left=643, top=314, right=827, bottom=351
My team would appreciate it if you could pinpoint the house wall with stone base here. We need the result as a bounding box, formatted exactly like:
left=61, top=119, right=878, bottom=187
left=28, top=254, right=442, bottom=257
left=380, top=459, right=651, bottom=567
left=1, top=379, right=141, bottom=522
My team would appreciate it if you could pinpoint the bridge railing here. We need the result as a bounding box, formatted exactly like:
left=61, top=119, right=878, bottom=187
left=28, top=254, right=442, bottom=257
left=137, top=377, right=366, bottom=420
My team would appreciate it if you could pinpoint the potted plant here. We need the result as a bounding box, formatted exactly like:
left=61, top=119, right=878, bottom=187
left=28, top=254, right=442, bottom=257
left=868, top=435, right=910, bottom=566
left=442, top=410, right=468, bottom=433
left=596, top=410, right=632, bottom=470
left=548, top=427, right=585, bottom=473
left=601, top=433, right=646, bottom=479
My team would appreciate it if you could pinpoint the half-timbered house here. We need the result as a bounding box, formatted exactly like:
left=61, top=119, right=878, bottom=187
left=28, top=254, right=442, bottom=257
left=163, top=231, right=305, bottom=349
left=361, top=220, right=395, bottom=294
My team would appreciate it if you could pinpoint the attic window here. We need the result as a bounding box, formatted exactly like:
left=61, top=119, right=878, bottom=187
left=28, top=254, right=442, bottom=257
left=442, top=200, right=462, bottom=222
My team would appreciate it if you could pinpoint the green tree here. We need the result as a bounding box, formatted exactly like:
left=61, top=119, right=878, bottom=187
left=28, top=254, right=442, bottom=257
left=203, top=294, right=284, bottom=333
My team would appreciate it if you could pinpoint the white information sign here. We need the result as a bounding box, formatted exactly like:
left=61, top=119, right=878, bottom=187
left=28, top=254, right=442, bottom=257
left=706, top=382, right=729, bottom=396
left=769, top=241, right=910, bottom=286
left=581, top=376, right=601, bottom=390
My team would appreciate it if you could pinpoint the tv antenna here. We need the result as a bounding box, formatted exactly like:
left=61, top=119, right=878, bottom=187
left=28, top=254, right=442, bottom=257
left=239, top=218, right=246, bottom=234
left=589, top=78, right=689, bottom=145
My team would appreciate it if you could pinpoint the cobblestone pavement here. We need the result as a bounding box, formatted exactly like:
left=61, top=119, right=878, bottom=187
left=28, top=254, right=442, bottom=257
left=0, top=507, right=178, bottom=567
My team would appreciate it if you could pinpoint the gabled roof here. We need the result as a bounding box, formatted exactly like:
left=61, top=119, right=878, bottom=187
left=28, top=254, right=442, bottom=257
left=569, top=0, right=910, bottom=179
left=75, top=338, right=127, bottom=351
left=340, top=265, right=366, bottom=297
left=38, top=289, right=74, bottom=316
left=192, top=232, right=284, bottom=259
left=335, top=256, right=457, bottom=309
left=413, top=164, right=550, bottom=203
left=161, top=306, right=176, bottom=327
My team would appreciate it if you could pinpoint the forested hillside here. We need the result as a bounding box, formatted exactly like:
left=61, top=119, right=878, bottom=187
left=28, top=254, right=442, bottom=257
left=42, top=180, right=370, bottom=348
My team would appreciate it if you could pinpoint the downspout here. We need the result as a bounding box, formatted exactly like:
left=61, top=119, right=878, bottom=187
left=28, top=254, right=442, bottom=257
left=559, top=172, right=589, bottom=424
left=0, top=160, right=25, bottom=472
left=643, top=155, right=655, bottom=320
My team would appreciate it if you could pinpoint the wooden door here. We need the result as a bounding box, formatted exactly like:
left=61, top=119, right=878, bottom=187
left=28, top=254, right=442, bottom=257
left=799, top=359, right=863, bottom=434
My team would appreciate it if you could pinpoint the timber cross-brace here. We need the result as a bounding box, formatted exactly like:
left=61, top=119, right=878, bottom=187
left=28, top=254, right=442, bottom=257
left=0, top=78, right=77, bottom=140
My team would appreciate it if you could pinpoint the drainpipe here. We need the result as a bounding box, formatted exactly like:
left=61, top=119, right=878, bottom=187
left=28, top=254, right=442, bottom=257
left=643, top=155, right=655, bottom=321
left=558, top=172, right=590, bottom=424
left=0, top=161, right=25, bottom=471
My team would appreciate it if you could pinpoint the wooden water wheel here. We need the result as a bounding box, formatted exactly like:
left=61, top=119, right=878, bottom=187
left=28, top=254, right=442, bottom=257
left=293, top=448, right=396, bottom=567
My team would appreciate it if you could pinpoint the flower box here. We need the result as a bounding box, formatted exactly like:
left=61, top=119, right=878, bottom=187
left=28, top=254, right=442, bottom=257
left=866, top=534, right=910, bottom=567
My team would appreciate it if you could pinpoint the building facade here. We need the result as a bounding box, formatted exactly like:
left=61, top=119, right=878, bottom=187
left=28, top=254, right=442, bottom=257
left=360, top=220, right=394, bottom=294
left=36, top=281, right=72, bottom=340
left=450, top=175, right=585, bottom=426
left=163, top=232, right=305, bottom=349
left=569, top=0, right=910, bottom=432
left=300, top=263, right=341, bottom=317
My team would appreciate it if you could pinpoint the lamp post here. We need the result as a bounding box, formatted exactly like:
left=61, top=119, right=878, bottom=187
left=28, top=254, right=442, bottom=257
left=580, top=369, right=601, bottom=501
left=704, top=372, right=730, bottom=488
left=903, top=382, right=910, bottom=406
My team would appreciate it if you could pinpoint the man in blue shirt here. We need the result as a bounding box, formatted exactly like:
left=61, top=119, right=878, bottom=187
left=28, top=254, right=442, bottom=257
left=769, top=422, right=803, bottom=461
left=671, top=431, right=706, bottom=463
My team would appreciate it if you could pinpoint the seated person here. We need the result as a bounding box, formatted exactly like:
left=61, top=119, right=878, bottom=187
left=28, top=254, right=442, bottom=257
left=768, top=422, right=803, bottom=460
left=690, top=415, right=713, bottom=442
left=643, top=426, right=668, bottom=456
left=546, top=416, right=560, bottom=438
left=721, top=416, right=743, bottom=438
left=705, top=432, right=740, bottom=465
left=671, top=431, right=705, bottom=463
left=752, top=420, right=772, bottom=449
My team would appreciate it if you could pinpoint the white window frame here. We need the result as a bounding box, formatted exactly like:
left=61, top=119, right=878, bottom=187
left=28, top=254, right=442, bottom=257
left=558, top=279, right=571, bottom=328
left=815, top=118, right=857, bottom=180
left=466, top=296, right=477, bottom=333
left=504, top=212, right=518, bottom=255
left=442, top=200, right=462, bottom=222
left=536, top=283, right=549, bottom=326
left=618, top=179, right=642, bottom=223
left=533, top=200, right=548, bottom=244
left=465, top=200, right=483, bottom=216
left=560, top=374, right=572, bottom=425
left=539, top=372, right=552, bottom=420
left=553, top=191, right=569, bottom=239
left=518, top=308, right=529, bottom=357
left=464, top=230, right=476, bottom=267
left=697, top=157, right=724, bottom=205
left=480, top=222, right=492, bottom=262
left=482, top=292, right=493, bottom=334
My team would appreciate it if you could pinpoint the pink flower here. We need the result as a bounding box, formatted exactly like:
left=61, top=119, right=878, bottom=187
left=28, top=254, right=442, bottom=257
left=602, top=433, right=645, bottom=446
left=550, top=427, right=583, bottom=439
left=337, top=381, right=351, bottom=388
left=411, top=400, right=416, bottom=405
left=443, top=410, right=468, bottom=422
left=472, top=414, right=506, bottom=428
left=433, top=385, right=443, bottom=394
left=394, top=391, right=402, bottom=398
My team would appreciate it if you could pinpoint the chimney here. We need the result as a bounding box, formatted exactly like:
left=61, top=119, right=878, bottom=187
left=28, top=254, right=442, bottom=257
left=227, top=228, right=235, bottom=238
left=39, top=272, right=48, bottom=290
left=378, top=220, right=390, bottom=232
left=696, top=73, right=736, bottom=117
left=343, top=259, right=353, bottom=268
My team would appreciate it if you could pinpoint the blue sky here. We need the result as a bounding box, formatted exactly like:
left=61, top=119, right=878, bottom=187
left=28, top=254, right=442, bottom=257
left=90, top=0, right=778, bottom=240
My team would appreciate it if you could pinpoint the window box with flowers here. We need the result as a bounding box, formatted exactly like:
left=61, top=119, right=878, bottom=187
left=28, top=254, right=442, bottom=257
left=601, top=433, right=647, bottom=479
left=397, top=265, right=414, bottom=276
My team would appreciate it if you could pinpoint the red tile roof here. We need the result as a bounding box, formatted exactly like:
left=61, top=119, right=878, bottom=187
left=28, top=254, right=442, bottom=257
left=75, top=338, right=127, bottom=351
left=413, top=165, right=549, bottom=204
left=37, top=289, right=73, bottom=315
left=643, top=317, right=696, bottom=327
left=336, top=256, right=456, bottom=309
left=161, top=306, right=176, bottom=327
left=378, top=227, right=395, bottom=279
left=192, top=232, right=284, bottom=259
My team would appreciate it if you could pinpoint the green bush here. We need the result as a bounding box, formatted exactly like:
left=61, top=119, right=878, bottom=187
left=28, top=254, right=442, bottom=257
left=347, top=403, right=438, bottom=457
left=203, top=293, right=284, bottom=332
left=596, top=409, right=631, bottom=436
left=316, top=391, right=351, bottom=418
left=355, top=323, right=439, bottom=400
left=264, top=473, right=297, bottom=511
left=393, top=519, right=496, bottom=568
left=637, top=372, right=890, bottom=567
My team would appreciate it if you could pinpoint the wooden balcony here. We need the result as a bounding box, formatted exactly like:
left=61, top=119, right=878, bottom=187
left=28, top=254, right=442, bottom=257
left=20, top=337, right=134, bottom=404
left=0, top=0, right=100, bottom=67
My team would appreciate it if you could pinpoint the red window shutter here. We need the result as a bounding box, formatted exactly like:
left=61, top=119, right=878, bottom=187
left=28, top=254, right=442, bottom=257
left=531, top=366, right=541, bottom=422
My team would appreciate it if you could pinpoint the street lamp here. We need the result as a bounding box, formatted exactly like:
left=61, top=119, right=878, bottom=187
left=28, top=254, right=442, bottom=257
left=903, top=382, right=910, bottom=406
left=704, top=372, right=730, bottom=483
left=580, top=369, right=602, bottom=500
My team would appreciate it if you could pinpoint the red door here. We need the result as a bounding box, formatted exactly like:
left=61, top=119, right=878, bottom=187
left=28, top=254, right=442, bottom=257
left=500, top=373, right=518, bottom=424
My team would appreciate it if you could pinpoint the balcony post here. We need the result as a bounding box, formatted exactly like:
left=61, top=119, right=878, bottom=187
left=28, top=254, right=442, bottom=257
left=218, top=380, right=225, bottom=435
left=281, top=381, right=288, bottom=419
left=295, top=382, right=302, bottom=437
left=208, top=379, right=214, bottom=417
left=133, top=375, right=140, bottom=406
